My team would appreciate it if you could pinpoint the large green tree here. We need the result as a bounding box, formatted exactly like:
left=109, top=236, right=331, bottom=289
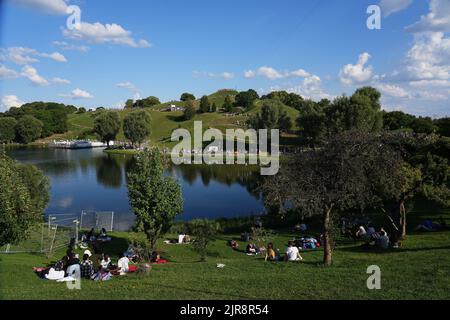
left=15, top=115, right=43, bottom=144
left=249, top=100, right=292, bottom=132
left=235, top=89, right=259, bottom=110
left=180, top=93, right=196, bottom=101
left=127, top=148, right=183, bottom=251
left=261, top=132, right=403, bottom=266
left=123, top=110, right=152, bottom=147
left=0, top=117, right=17, bottom=143
left=0, top=153, right=49, bottom=246
left=93, top=111, right=121, bottom=147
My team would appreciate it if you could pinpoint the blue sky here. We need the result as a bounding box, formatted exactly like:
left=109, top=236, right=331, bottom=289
left=1, top=0, right=448, bottom=116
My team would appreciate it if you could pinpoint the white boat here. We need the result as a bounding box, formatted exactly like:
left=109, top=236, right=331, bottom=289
left=49, top=140, right=114, bottom=149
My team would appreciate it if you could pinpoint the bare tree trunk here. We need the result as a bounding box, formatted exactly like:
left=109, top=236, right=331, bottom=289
left=323, top=205, right=333, bottom=266
left=399, top=199, right=407, bottom=239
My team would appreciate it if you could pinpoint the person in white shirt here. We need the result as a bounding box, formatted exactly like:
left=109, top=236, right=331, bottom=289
left=285, top=241, right=303, bottom=262
left=356, top=226, right=367, bottom=238
left=117, top=253, right=130, bottom=275
left=100, top=254, right=111, bottom=270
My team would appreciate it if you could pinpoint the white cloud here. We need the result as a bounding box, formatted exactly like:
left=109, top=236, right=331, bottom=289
left=379, top=0, right=413, bottom=17
left=339, top=52, right=373, bottom=86
left=0, top=64, right=20, bottom=79
left=53, top=41, right=90, bottom=53
left=0, top=47, right=67, bottom=65
left=274, top=75, right=332, bottom=101
left=11, top=0, right=69, bottom=15
left=21, top=65, right=49, bottom=86
left=116, top=82, right=141, bottom=100
left=62, top=22, right=151, bottom=48
left=1, top=95, right=24, bottom=111
left=406, top=0, right=450, bottom=33
left=244, top=66, right=311, bottom=80
left=193, top=71, right=235, bottom=80
left=52, top=77, right=71, bottom=85
left=376, top=83, right=410, bottom=98
left=60, top=88, right=94, bottom=99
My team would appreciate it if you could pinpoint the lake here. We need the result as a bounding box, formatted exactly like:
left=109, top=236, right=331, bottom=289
left=6, top=147, right=265, bottom=230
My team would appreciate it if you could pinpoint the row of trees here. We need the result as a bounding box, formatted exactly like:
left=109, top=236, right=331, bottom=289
left=93, top=110, right=152, bottom=147
left=0, top=115, right=45, bottom=144
left=125, top=96, right=161, bottom=109
left=0, top=102, right=75, bottom=139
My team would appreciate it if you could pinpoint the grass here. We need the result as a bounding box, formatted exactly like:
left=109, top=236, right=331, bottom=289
left=1, top=205, right=449, bottom=300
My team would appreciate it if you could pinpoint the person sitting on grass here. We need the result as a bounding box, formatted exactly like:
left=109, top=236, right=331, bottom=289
left=265, top=243, right=277, bottom=262
left=246, top=243, right=258, bottom=255
left=375, top=231, right=390, bottom=249
left=356, top=226, right=367, bottom=239
left=228, top=239, right=239, bottom=250
left=151, top=251, right=167, bottom=264
left=117, top=253, right=130, bottom=275
left=80, top=253, right=94, bottom=279
left=100, top=254, right=111, bottom=270
left=284, top=241, right=303, bottom=262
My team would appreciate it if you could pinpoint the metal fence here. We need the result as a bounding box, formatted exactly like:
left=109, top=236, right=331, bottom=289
left=0, top=210, right=116, bottom=256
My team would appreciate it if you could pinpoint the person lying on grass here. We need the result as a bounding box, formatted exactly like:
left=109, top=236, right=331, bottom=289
left=285, top=241, right=303, bottom=262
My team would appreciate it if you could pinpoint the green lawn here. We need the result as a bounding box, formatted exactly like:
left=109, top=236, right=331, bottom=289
left=1, top=206, right=449, bottom=300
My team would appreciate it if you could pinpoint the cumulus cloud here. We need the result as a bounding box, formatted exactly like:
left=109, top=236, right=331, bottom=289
left=60, top=88, right=94, bottom=99
left=62, top=22, right=151, bottom=48
left=244, top=66, right=311, bottom=80
left=379, top=0, right=413, bottom=17
left=0, top=47, right=67, bottom=65
left=406, top=0, right=450, bottom=33
left=11, top=0, right=69, bottom=15
left=21, top=65, right=49, bottom=86
left=376, top=83, right=410, bottom=98
left=339, top=52, right=373, bottom=86
left=1, top=95, right=24, bottom=111
left=116, top=82, right=141, bottom=100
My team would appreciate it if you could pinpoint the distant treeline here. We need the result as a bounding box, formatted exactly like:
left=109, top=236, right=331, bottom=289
left=0, top=102, right=76, bottom=143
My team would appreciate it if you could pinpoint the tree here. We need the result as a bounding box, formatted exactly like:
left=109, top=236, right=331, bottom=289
left=199, top=95, right=211, bottom=113
left=248, top=100, right=292, bottom=132
left=435, top=117, right=450, bottom=137
left=383, top=111, right=415, bottom=131
left=297, top=101, right=327, bottom=146
left=93, top=111, right=121, bottom=147
left=235, top=89, right=259, bottom=110
left=15, top=115, right=43, bottom=144
left=211, top=103, right=217, bottom=113
left=261, top=132, right=403, bottom=266
left=127, top=148, right=183, bottom=252
left=411, top=117, right=438, bottom=134
left=223, top=95, right=234, bottom=113
left=0, top=153, right=49, bottom=246
left=77, top=107, right=87, bottom=114
left=125, top=99, right=134, bottom=109
left=180, top=93, right=196, bottom=101
left=189, top=219, right=219, bottom=262
left=0, top=117, right=17, bottom=143
left=183, top=100, right=196, bottom=120
left=123, top=110, right=152, bottom=147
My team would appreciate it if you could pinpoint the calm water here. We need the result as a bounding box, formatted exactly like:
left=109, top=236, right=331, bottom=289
left=7, top=147, right=265, bottom=230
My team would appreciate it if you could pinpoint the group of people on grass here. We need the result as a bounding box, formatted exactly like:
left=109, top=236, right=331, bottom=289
left=228, top=239, right=304, bottom=262
left=355, top=225, right=392, bottom=249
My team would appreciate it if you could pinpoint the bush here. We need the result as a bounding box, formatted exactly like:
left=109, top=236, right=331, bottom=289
left=189, top=219, right=219, bottom=262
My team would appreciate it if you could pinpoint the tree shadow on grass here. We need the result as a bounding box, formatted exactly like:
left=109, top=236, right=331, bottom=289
left=167, top=115, right=186, bottom=122
left=336, top=244, right=450, bottom=254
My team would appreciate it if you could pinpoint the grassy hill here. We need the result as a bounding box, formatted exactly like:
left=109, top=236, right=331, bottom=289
left=42, top=90, right=300, bottom=148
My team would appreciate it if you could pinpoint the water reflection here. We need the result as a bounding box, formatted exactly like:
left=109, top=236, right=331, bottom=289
left=6, top=147, right=265, bottom=229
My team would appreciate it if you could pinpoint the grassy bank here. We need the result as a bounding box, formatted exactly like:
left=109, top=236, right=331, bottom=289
left=1, top=206, right=449, bottom=300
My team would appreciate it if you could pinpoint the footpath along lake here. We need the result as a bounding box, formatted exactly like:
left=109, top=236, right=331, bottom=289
left=7, top=147, right=265, bottom=230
